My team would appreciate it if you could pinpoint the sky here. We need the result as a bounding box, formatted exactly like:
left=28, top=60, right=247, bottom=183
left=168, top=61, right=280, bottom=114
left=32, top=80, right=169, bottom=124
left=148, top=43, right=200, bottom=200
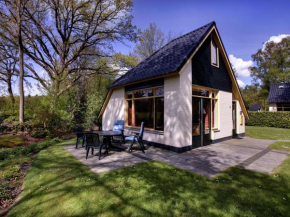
left=115, top=0, right=290, bottom=88
left=3, top=0, right=290, bottom=96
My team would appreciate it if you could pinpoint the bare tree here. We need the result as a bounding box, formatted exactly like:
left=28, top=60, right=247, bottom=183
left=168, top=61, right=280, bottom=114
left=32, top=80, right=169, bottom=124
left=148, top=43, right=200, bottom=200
left=0, top=0, right=138, bottom=108
left=0, top=0, right=30, bottom=123
left=133, top=23, right=182, bottom=61
left=0, top=40, right=18, bottom=112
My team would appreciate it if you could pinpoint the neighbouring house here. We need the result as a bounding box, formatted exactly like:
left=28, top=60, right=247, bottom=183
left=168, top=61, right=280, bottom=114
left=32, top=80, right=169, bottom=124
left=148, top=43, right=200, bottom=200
left=268, top=83, right=290, bottom=111
left=249, top=104, right=261, bottom=112
left=98, top=21, right=248, bottom=152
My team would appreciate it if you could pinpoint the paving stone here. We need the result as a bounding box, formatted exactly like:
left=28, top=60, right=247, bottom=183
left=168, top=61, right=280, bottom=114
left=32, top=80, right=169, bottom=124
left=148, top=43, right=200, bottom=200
left=64, top=137, right=289, bottom=177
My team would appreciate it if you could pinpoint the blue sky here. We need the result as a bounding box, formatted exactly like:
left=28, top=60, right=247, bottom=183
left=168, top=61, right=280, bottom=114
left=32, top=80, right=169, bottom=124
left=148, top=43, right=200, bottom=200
left=115, top=0, right=290, bottom=87
left=4, top=0, right=290, bottom=95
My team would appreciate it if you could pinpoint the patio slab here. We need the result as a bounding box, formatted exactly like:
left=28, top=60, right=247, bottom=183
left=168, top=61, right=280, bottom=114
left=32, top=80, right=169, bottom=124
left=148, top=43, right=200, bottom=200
left=64, top=137, right=289, bottom=177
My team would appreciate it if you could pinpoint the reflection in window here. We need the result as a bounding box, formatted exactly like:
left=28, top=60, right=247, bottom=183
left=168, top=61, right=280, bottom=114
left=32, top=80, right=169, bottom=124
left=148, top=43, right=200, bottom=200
left=211, top=40, right=218, bottom=65
left=126, top=86, right=164, bottom=131
left=155, top=97, right=164, bottom=131
left=128, top=100, right=132, bottom=126
left=134, top=89, right=153, bottom=98
left=135, top=99, right=154, bottom=128
left=192, top=88, right=209, bottom=97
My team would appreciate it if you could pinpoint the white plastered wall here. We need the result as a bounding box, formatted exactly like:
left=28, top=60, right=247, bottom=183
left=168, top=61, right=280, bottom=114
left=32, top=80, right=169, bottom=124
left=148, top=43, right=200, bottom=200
left=236, top=100, right=245, bottom=135
left=269, top=103, right=277, bottom=111
left=212, top=91, right=233, bottom=140
left=103, top=61, right=192, bottom=149
left=102, top=87, right=125, bottom=130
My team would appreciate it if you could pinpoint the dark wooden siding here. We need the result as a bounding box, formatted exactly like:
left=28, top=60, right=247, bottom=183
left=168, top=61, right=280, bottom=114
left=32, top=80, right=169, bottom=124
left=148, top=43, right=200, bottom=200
left=192, top=36, right=232, bottom=92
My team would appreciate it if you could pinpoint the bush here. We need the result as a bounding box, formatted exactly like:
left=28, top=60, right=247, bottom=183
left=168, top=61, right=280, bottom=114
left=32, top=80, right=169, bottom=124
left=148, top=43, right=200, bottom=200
left=0, top=138, right=62, bottom=161
left=246, top=111, right=290, bottom=128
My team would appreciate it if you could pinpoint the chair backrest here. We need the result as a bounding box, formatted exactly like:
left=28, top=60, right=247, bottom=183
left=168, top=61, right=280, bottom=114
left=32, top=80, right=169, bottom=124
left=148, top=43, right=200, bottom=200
left=138, top=122, right=145, bottom=138
left=85, top=133, right=101, bottom=147
left=112, top=120, right=124, bottom=132
left=75, top=126, right=83, bottom=133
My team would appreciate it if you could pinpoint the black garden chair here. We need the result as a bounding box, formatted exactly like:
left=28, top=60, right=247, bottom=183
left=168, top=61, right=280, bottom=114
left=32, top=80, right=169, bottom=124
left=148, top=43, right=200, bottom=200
left=75, top=126, right=85, bottom=149
left=85, top=133, right=107, bottom=160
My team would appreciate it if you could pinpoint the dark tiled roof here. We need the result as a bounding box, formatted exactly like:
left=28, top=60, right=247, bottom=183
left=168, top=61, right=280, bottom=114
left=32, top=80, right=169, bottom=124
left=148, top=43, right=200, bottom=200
left=249, top=104, right=261, bottom=111
left=267, top=83, right=290, bottom=103
left=109, top=21, right=215, bottom=88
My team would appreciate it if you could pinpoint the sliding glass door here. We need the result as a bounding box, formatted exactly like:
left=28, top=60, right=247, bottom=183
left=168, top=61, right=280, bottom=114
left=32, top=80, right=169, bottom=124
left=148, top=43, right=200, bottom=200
left=192, top=97, right=211, bottom=148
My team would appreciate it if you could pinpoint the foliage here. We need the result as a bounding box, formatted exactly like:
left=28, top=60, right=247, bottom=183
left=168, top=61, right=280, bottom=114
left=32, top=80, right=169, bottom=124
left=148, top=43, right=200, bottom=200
left=241, top=84, right=266, bottom=110
left=0, top=138, right=61, bottom=162
left=245, top=126, right=290, bottom=140
left=0, top=136, right=28, bottom=148
left=268, top=141, right=290, bottom=152
left=250, top=36, right=290, bottom=100
left=6, top=141, right=290, bottom=216
left=0, top=0, right=138, bottom=106
left=246, top=111, right=290, bottom=129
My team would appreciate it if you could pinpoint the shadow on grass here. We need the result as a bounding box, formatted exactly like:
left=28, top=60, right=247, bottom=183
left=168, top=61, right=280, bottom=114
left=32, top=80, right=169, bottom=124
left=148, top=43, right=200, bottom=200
left=7, top=142, right=290, bottom=217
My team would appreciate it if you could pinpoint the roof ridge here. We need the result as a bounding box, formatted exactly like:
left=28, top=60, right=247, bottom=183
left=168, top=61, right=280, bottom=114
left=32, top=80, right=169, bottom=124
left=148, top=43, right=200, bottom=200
left=109, top=21, right=216, bottom=88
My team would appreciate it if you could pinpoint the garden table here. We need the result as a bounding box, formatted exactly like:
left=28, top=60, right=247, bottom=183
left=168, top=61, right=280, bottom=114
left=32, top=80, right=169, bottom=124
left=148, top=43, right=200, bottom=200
left=84, top=130, right=124, bottom=151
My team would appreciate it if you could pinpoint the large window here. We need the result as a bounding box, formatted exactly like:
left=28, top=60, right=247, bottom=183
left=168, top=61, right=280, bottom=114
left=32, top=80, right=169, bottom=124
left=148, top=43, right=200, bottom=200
left=192, top=87, right=219, bottom=129
left=126, top=87, right=164, bottom=131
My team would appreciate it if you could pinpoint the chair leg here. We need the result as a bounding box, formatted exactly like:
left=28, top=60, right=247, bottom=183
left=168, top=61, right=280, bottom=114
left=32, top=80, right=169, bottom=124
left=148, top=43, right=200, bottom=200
left=98, top=145, right=102, bottom=160
left=86, top=147, right=90, bottom=159
left=141, top=141, right=146, bottom=150
left=138, top=142, right=145, bottom=153
left=92, top=148, right=94, bottom=155
left=76, top=138, right=79, bottom=149
left=129, top=140, right=135, bottom=152
left=82, top=138, right=85, bottom=147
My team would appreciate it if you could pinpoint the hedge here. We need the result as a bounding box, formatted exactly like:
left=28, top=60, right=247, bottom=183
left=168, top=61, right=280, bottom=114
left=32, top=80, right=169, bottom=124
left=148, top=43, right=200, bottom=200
left=246, top=111, right=290, bottom=128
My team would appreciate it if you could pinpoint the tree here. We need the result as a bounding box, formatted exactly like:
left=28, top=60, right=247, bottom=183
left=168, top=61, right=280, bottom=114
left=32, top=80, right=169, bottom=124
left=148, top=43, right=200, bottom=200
left=133, top=23, right=181, bottom=61
left=241, top=84, right=262, bottom=109
left=0, top=39, right=18, bottom=112
left=250, top=36, right=290, bottom=99
left=0, top=0, right=30, bottom=123
left=24, top=0, right=137, bottom=107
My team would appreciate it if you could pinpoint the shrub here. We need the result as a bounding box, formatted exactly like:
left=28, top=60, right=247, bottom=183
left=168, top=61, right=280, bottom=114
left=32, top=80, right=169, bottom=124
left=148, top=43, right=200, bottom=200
left=0, top=138, right=62, bottom=161
left=246, top=111, right=290, bottom=128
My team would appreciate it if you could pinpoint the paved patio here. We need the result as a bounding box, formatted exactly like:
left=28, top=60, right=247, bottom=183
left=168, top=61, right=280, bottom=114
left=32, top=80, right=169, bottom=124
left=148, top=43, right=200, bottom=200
left=64, top=137, right=289, bottom=177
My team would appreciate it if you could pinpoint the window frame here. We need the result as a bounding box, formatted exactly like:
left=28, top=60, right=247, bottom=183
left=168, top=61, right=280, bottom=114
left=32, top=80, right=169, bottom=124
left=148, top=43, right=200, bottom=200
left=125, top=86, right=164, bottom=132
left=211, top=39, right=219, bottom=67
left=192, top=86, right=219, bottom=130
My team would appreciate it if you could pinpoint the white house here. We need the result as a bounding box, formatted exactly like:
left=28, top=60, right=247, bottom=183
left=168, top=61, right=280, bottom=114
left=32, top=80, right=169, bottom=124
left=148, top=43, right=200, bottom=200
left=98, top=22, right=248, bottom=152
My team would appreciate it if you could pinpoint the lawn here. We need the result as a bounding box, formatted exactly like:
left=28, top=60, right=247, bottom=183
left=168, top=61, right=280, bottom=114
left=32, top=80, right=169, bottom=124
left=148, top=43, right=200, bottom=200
left=0, top=138, right=62, bottom=212
left=246, top=126, right=290, bottom=140
left=7, top=140, right=290, bottom=216
left=268, top=141, right=290, bottom=152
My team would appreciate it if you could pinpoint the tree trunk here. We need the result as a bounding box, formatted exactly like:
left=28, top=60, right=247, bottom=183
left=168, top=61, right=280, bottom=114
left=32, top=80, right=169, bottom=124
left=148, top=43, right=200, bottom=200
left=18, top=0, right=24, bottom=124
left=7, top=74, right=15, bottom=114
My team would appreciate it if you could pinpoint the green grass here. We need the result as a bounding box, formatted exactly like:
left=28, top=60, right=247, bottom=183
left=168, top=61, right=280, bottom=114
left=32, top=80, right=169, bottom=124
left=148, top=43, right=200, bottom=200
left=0, top=136, right=28, bottom=148
left=7, top=140, right=290, bottom=216
left=246, top=126, right=290, bottom=140
left=0, top=138, right=62, bottom=211
left=268, top=141, right=290, bottom=152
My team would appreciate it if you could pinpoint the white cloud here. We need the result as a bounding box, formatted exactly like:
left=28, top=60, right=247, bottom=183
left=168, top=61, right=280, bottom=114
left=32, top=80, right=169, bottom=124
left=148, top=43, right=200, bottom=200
left=262, top=34, right=290, bottom=50
left=229, top=54, right=253, bottom=78
left=237, top=79, right=246, bottom=88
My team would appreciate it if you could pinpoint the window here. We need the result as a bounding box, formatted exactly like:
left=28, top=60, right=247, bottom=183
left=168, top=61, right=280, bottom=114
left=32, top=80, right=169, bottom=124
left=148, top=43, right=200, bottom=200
left=192, top=87, right=218, bottom=129
left=211, top=40, right=218, bottom=66
left=126, top=87, right=164, bottom=131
